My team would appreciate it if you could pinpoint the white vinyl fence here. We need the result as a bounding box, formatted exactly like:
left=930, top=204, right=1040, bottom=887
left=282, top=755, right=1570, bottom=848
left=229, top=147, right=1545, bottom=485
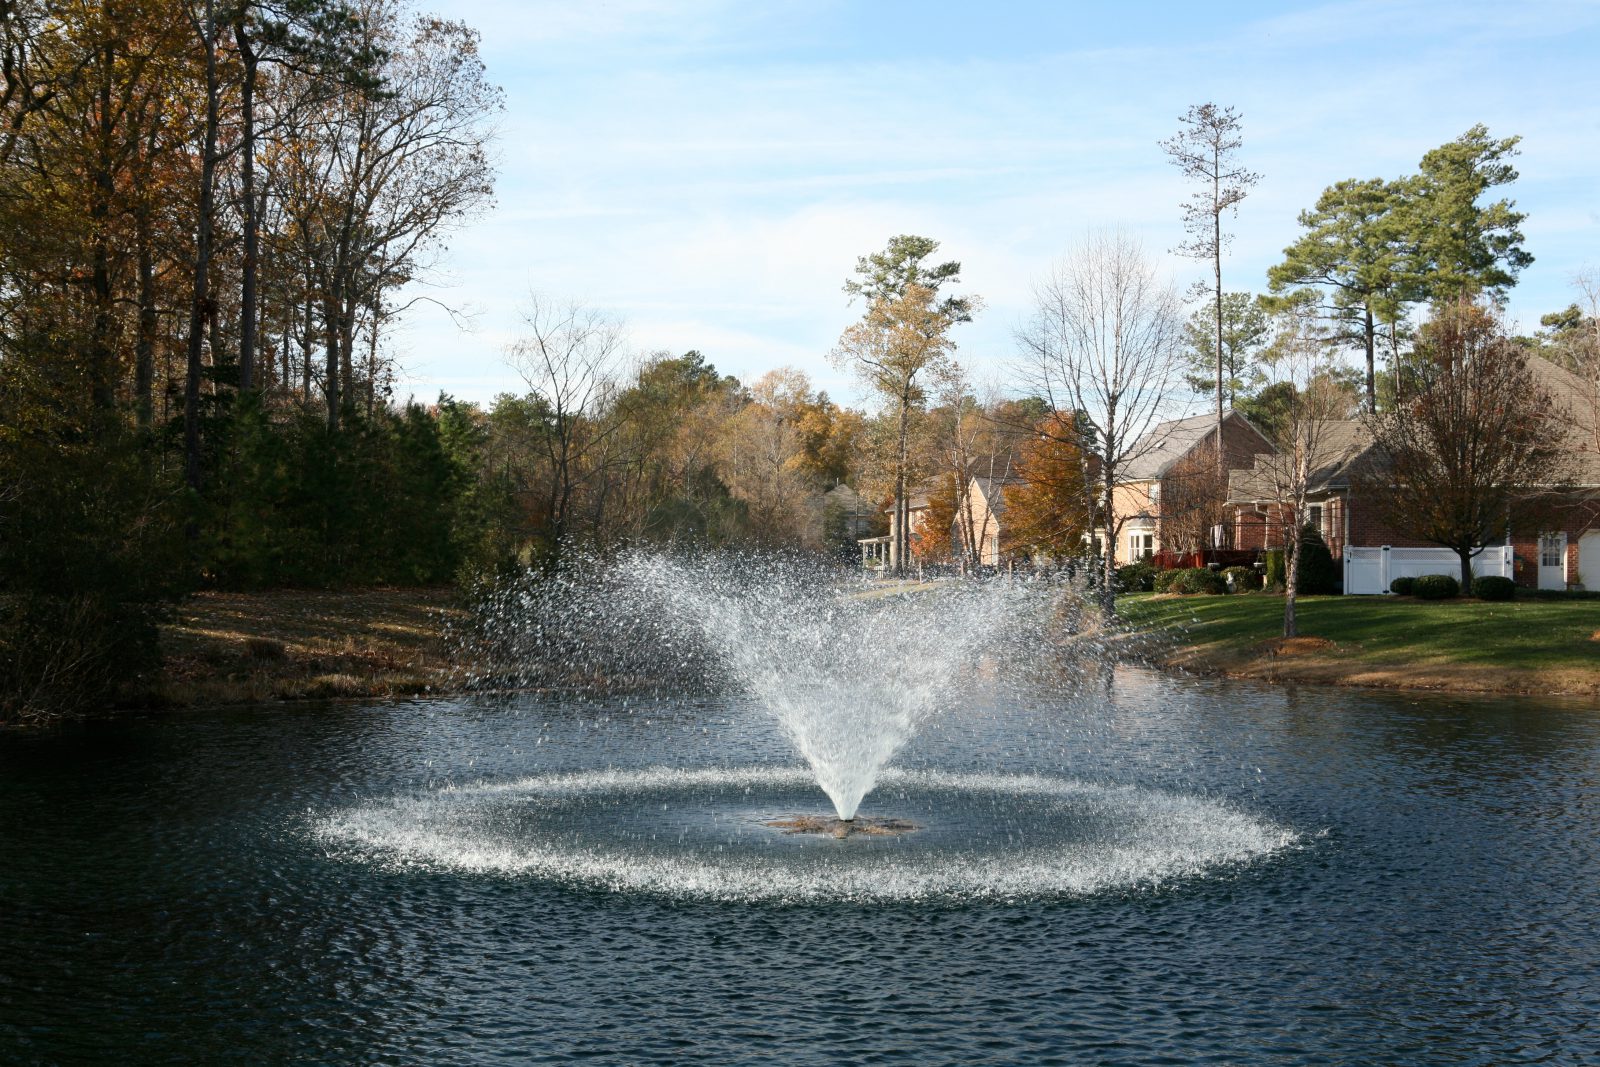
left=1343, top=545, right=1514, bottom=595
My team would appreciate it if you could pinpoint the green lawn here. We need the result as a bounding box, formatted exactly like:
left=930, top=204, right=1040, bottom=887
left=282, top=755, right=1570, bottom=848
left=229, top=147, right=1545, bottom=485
left=1119, top=591, right=1600, bottom=690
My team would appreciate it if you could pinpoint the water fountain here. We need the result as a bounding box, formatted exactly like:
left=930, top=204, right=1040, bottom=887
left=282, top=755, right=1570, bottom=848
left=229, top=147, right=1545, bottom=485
left=315, top=552, right=1295, bottom=901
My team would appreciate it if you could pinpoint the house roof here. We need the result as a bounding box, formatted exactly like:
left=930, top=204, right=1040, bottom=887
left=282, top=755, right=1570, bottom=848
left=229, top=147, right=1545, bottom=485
left=1227, top=353, right=1600, bottom=504
left=1121, top=409, right=1268, bottom=483
left=1226, top=419, right=1377, bottom=503
left=1525, top=353, right=1600, bottom=485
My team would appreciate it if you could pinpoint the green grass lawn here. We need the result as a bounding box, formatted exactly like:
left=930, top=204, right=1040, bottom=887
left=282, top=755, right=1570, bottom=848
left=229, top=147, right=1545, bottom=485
left=1120, top=591, right=1600, bottom=683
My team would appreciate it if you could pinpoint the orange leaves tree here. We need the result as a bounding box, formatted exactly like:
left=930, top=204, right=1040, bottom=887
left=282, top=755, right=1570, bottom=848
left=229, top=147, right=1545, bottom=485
left=1003, top=412, right=1093, bottom=559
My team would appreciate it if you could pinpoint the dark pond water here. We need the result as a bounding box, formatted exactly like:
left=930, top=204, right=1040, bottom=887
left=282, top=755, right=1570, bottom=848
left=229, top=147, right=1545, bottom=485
left=4, top=668, right=1600, bottom=1065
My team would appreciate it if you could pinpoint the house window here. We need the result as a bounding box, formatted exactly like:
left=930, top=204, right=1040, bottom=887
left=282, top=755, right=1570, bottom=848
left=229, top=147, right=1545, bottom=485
left=1129, top=531, right=1154, bottom=560
left=1308, top=504, right=1323, bottom=536
left=1540, top=533, right=1564, bottom=568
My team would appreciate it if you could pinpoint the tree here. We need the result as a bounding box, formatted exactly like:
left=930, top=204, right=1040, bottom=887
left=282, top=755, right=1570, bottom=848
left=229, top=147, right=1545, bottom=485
left=843, top=234, right=973, bottom=321
left=1157, top=449, right=1230, bottom=558
left=288, top=5, right=500, bottom=429
left=833, top=242, right=972, bottom=573
left=715, top=369, right=825, bottom=547
left=1406, top=124, right=1532, bottom=303
left=1180, top=291, right=1268, bottom=403
left=1248, top=307, right=1357, bottom=636
left=1018, top=229, right=1185, bottom=614
left=1161, top=103, right=1260, bottom=474
left=505, top=295, right=629, bottom=567
left=231, top=0, right=382, bottom=394
left=1002, top=412, right=1092, bottom=559
left=1363, top=299, right=1570, bottom=591
left=1266, top=177, right=1416, bottom=413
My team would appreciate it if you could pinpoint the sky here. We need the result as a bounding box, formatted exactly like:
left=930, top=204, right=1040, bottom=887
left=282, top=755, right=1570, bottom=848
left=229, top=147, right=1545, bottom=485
left=389, top=0, right=1600, bottom=412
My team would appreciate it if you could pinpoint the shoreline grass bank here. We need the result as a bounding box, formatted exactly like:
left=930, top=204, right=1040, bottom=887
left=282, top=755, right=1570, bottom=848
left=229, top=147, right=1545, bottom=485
left=1121, top=591, right=1600, bottom=698
left=153, top=587, right=462, bottom=708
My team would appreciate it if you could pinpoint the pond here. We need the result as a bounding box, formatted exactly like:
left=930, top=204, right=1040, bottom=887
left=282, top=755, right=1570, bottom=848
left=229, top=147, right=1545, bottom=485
left=4, top=669, right=1600, bottom=1065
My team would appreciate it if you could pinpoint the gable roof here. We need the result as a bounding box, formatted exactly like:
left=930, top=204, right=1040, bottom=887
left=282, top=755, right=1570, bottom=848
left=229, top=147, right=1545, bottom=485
left=1121, top=409, right=1270, bottom=483
left=1226, top=419, right=1377, bottom=503
left=1525, top=354, right=1600, bottom=485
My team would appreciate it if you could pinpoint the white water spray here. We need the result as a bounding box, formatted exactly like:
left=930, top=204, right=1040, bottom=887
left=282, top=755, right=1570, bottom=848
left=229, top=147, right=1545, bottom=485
left=624, top=555, right=1030, bottom=819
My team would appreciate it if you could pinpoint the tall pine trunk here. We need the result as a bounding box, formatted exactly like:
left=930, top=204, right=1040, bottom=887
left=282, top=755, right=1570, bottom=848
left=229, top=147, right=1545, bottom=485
left=1212, top=156, right=1224, bottom=479
left=184, top=0, right=220, bottom=490
left=236, top=26, right=259, bottom=392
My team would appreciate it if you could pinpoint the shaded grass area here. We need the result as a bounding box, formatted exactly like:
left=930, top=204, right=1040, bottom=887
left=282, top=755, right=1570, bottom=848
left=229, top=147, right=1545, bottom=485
left=156, top=587, right=462, bottom=707
left=1120, top=592, right=1600, bottom=697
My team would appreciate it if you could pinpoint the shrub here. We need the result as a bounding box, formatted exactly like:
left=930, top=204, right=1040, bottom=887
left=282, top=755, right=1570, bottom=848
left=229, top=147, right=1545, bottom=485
left=1297, top=525, right=1339, bottom=595
left=1152, top=568, right=1183, bottom=593
left=1263, top=550, right=1285, bottom=592
left=0, top=430, right=188, bottom=724
left=1412, top=574, right=1460, bottom=600
left=1117, top=560, right=1158, bottom=593
left=1389, top=576, right=1416, bottom=596
left=1471, top=575, right=1516, bottom=601
left=1170, top=567, right=1227, bottom=595
left=1222, top=565, right=1259, bottom=591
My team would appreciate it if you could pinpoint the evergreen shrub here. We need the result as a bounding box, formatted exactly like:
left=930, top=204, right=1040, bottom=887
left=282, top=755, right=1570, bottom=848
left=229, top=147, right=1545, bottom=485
left=1264, top=549, right=1285, bottom=591
left=1170, top=567, right=1227, bottom=595
left=1471, top=575, right=1516, bottom=601
left=1222, top=565, right=1259, bottom=591
left=1389, top=576, right=1415, bottom=596
left=1297, top=526, right=1339, bottom=595
left=1117, top=560, right=1158, bottom=592
left=1412, top=574, right=1460, bottom=600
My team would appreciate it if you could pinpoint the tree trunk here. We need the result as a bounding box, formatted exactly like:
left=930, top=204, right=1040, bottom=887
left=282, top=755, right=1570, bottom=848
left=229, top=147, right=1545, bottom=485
left=1213, top=171, right=1225, bottom=478
left=1100, top=477, right=1117, bottom=617
left=1459, top=549, right=1474, bottom=593
left=134, top=210, right=157, bottom=430
left=89, top=40, right=116, bottom=414
left=1363, top=306, right=1376, bottom=414
left=323, top=292, right=342, bottom=431
left=893, top=389, right=911, bottom=576
left=1283, top=531, right=1300, bottom=637
left=236, top=27, right=259, bottom=392
left=184, top=1, right=220, bottom=491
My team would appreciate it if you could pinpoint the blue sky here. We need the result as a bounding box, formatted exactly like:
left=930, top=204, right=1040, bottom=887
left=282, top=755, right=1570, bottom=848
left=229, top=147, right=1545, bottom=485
left=393, top=0, right=1600, bottom=410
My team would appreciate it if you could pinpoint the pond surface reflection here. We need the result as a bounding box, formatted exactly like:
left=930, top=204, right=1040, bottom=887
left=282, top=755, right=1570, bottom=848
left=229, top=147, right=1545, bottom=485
left=4, top=669, right=1599, bottom=1065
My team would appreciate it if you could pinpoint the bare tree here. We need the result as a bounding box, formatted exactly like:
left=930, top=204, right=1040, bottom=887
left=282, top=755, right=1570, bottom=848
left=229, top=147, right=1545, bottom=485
left=1363, top=299, right=1571, bottom=591
left=1157, top=450, right=1230, bottom=557
left=506, top=295, right=629, bottom=565
left=285, top=2, right=501, bottom=429
left=1249, top=308, right=1356, bottom=636
left=1162, top=103, right=1261, bottom=475
left=1018, top=229, right=1185, bottom=614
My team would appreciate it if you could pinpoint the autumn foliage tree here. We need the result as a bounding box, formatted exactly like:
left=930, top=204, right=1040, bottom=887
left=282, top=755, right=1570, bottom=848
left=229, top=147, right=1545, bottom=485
left=1003, top=412, right=1092, bottom=559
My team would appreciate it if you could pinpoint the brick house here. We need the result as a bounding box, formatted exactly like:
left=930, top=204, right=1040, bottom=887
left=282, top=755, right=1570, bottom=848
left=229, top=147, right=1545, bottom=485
left=1227, top=354, right=1600, bottom=592
left=1109, top=410, right=1275, bottom=566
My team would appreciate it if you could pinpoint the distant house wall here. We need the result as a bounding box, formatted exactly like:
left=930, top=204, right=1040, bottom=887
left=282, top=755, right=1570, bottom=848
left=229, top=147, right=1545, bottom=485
left=1109, top=482, right=1156, bottom=565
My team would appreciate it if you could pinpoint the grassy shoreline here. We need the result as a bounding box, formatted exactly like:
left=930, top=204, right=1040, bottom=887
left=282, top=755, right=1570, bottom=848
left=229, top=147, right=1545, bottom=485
left=1121, top=591, right=1600, bottom=698
left=153, top=586, right=462, bottom=708
left=144, top=584, right=1600, bottom=712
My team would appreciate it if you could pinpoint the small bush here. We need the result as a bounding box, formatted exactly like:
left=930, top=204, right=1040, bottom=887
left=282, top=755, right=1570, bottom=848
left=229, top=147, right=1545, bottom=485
left=1412, top=574, right=1460, bottom=600
left=1264, top=550, right=1285, bottom=591
left=1117, top=560, right=1158, bottom=593
left=1152, top=568, right=1183, bottom=593
left=1170, top=567, right=1227, bottom=595
left=1471, top=575, right=1516, bottom=601
left=1222, top=565, right=1259, bottom=591
left=1389, top=576, right=1415, bottom=596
